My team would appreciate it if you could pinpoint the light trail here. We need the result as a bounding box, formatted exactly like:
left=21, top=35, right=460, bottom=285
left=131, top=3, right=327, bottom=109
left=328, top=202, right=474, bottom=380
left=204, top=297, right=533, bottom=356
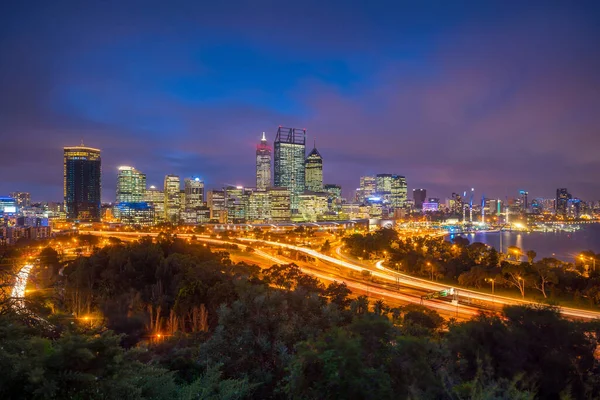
left=11, top=264, right=33, bottom=310
left=80, top=231, right=600, bottom=320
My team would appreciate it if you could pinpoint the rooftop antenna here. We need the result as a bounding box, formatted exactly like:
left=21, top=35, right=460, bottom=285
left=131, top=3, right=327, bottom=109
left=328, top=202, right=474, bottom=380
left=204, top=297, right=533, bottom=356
left=80, top=138, right=85, bottom=146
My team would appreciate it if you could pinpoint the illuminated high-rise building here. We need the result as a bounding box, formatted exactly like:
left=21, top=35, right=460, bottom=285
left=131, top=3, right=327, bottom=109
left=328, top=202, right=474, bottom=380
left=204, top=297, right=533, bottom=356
left=356, top=176, right=376, bottom=203
left=376, top=174, right=407, bottom=208
left=247, top=190, right=270, bottom=223
left=274, top=127, right=306, bottom=211
left=184, top=177, right=204, bottom=210
left=304, top=142, right=323, bottom=192
left=9, top=192, right=31, bottom=208
left=63, top=145, right=101, bottom=222
left=224, top=186, right=247, bottom=223
left=164, top=175, right=181, bottom=223
left=207, top=190, right=226, bottom=223
left=116, top=166, right=146, bottom=204
left=143, top=185, right=164, bottom=224
left=268, top=187, right=291, bottom=222
left=556, top=188, right=571, bottom=216
left=256, top=132, right=272, bottom=190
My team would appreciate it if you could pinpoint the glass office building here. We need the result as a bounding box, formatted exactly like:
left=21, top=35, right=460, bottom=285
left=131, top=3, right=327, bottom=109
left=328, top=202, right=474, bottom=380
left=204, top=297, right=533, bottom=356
left=64, top=145, right=101, bottom=222
left=274, top=127, right=306, bottom=212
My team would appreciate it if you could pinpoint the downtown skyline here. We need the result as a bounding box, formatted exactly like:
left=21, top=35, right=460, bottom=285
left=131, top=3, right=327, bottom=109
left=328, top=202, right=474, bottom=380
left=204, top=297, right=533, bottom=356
left=1, top=1, right=600, bottom=201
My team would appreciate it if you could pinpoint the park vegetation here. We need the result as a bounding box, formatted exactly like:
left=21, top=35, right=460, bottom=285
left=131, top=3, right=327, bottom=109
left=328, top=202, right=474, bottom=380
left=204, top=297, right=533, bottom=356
left=343, top=230, right=600, bottom=306
left=1, top=234, right=600, bottom=399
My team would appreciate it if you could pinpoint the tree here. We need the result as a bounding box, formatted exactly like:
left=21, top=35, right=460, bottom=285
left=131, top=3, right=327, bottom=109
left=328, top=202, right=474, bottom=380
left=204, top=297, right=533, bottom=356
left=501, top=262, right=529, bottom=298
left=320, top=240, right=331, bottom=253
left=530, top=259, right=558, bottom=298
left=458, top=266, right=490, bottom=288
left=526, top=250, right=537, bottom=264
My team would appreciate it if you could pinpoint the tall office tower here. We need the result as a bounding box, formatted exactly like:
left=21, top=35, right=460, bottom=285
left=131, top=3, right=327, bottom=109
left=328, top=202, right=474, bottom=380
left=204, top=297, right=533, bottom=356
left=274, top=126, right=306, bottom=211
left=376, top=174, right=393, bottom=193
left=268, top=187, right=291, bottom=222
left=356, top=176, right=377, bottom=203
left=556, top=188, right=571, bottom=216
left=247, top=190, right=270, bottom=223
left=163, top=175, right=181, bottom=223
left=143, top=185, right=164, bottom=224
left=377, top=174, right=407, bottom=208
left=64, top=145, right=101, bottom=222
left=256, top=132, right=272, bottom=190
left=224, top=186, right=248, bottom=223
left=390, top=175, right=408, bottom=208
left=413, top=189, right=426, bottom=209
left=116, top=166, right=146, bottom=203
left=324, top=184, right=341, bottom=201
left=9, top=192, right=31, bottom=208
left=207, top=190, right=227, bottom=222
left=304, top=142, right=323, bottom=192
left=519, top=190, right=529, bottom=212
left=184, top=177, right=204, bottom=209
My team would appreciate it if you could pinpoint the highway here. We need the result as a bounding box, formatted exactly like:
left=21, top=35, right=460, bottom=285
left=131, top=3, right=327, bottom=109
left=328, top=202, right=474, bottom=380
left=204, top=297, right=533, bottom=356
left=79, top=230, right=600, bottom=320
left=11, top=263, right=33, bottom=310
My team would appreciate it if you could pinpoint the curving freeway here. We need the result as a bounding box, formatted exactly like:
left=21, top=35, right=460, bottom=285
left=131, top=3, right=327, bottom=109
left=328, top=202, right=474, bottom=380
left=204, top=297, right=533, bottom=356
left=79, top=230, right=600, bottom=320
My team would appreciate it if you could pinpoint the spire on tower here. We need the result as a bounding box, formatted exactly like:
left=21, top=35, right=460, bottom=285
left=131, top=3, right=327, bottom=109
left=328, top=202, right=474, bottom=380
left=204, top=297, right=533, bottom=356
left=261, top=132, right=266, bottom=141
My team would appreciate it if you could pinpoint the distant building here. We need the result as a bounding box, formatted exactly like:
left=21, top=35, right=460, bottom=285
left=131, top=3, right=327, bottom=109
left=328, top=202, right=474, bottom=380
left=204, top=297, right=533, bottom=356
left=184, top=177, right=204, bottom=210
left=298, top=192, right=329, bottom=222
left=324, top=184, right=342, bottom=211
left=413, top=189, right=426, bottom=209
left=376, top=174, right=407, bottom=208
left=115, top=202, right=154, bottom=226
left=556, top=188, right=571, bottom=216
left=268, top=187, right=291, bottom=222
left=422, top=202, right=439, bottom=212
left=164, top=175, right=181, bottom=223
left=143, top=186, right=164, bottom=224
left=256, top=132, right=272, bottom=190
left=64, top=145, right=101, bottom=222
left=116, top=166, right=146, bottom=204
left=356, top=176, right=376, bottom=203
left=224, top=186, right=248, bottom=223
left=207, top=190, right=227, bottom=223
left=274, top=127, right=306, bottom=212
left=305, top=143, right=323, bottom=192
left=9, top=192, right=31, bottom=208
left=247, top=190, right=270, bottom=223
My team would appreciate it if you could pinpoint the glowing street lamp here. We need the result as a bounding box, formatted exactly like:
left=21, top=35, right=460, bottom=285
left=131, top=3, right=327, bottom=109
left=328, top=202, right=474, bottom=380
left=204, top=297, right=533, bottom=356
left=579, top=254, right=596, bottom=272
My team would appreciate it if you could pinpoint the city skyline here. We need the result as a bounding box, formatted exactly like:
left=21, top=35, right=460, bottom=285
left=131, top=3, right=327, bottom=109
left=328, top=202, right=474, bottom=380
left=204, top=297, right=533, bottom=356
left=1, top=2, right=600, bottom=201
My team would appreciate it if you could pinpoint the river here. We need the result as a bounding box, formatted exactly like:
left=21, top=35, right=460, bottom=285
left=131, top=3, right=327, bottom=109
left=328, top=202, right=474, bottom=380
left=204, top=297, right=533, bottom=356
left=448, top=223, right=600, bottom=262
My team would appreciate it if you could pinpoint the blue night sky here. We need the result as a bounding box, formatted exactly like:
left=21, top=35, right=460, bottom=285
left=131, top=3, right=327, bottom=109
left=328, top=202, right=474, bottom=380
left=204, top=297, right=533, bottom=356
left=1, top=0, right=599, bottom=202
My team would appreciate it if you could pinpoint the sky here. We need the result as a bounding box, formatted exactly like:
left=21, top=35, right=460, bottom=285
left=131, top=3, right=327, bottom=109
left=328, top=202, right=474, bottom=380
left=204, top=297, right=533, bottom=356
left=1, top=0, right=599, bottom=203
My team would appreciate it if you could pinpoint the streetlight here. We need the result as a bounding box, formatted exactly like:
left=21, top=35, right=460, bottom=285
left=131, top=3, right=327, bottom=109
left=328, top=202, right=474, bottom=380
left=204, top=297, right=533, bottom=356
left=579, top=254, right=596, bottom=273
left=427, top=262, right=433, bottom=280
left=486, top=278, right=495, bottom=295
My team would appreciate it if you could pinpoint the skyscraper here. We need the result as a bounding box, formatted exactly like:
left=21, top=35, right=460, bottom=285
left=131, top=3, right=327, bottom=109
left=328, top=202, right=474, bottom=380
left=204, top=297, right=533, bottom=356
left=413, top=189, right=426, bottom=209
left=356, top=176, right=376, bottom=203
left=256, top=132, right=272, bottom=190
left=274, top=126, right=306, bottom=211
left=116, top=166, right=146, bottom=204
left=184, top=177, right=204, bottom=210
left=9, top=192, right=31, bottom=208
left=64, top=145, right=101, bottom=222
left=143, top=185, right=164, bottom=224
left=376, top=174, right=407, bottom=208
left=556, top=188, right=571, bottom=216
left=164, top=175, right=181, bottom=223
left=305, top=142, right=323, bottom=192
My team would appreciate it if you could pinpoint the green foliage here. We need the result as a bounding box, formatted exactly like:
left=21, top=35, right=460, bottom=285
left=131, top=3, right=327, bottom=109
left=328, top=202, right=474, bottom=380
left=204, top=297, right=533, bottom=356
left=5, top=239, right=600, bottom=399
